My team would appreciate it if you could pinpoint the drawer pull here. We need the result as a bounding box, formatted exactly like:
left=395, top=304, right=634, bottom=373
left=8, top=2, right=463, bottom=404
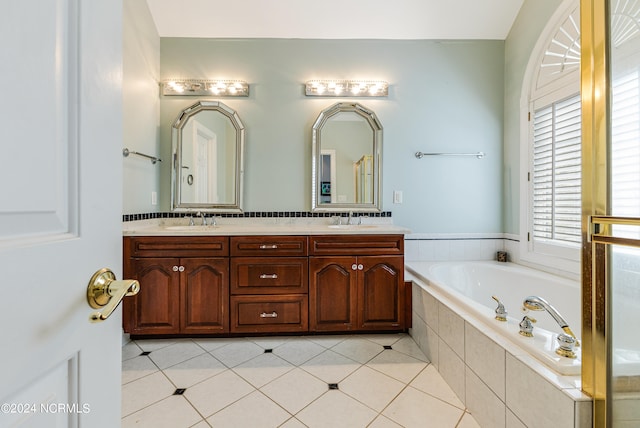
left=260, top=311, right=278, bottom=318
left=259, top=244, right=278, bottom=249
left=260, top=274, right=278, bottom=279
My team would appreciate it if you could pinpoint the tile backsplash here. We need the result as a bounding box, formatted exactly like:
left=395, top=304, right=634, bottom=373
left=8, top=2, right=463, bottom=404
left=123, top=211, right=392, bottom=222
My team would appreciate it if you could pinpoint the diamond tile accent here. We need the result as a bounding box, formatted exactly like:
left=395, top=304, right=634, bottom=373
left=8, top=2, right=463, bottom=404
left=173, top=388, right=186, bottom=395
left=328, top=383, right=339, bottom=390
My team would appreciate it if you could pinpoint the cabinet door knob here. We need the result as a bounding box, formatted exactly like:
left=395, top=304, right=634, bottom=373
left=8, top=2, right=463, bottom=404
left=351, top=264, right=358, bottom=270
left=178, top=266, right=185, bottom=272
left=172, top=266, right=179, bottom=272
left=358, top=264, right=364, bottom=270
left=260, top=274, right=278, bottom=279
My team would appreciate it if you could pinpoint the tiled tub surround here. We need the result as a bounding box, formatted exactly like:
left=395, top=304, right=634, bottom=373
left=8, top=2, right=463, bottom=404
left=407, top=261, right=581, bottom=375
left=406, top=261, right=592, bottom=428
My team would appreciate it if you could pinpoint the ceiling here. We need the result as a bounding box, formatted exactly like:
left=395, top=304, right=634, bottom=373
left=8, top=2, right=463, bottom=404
left=145, top=0, right=525, bottom=40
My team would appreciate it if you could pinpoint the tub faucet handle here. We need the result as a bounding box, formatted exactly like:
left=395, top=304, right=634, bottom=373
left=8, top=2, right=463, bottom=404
left=556, top=333, right=577, bottom=359
left=519, top=315, right=536, bottom=337
left=492, top=295, right=507, bottom=321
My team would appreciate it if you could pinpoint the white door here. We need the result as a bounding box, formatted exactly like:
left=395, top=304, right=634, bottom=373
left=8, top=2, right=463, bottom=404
left=193, top=121, right=217, bottom=203
left=0, top=1, right=125, bottom=427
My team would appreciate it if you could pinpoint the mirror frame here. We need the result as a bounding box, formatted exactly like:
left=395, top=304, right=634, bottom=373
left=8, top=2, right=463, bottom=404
left=171, top=100, right=245, bottom=213
left=311, top=102, right=382, bottom=212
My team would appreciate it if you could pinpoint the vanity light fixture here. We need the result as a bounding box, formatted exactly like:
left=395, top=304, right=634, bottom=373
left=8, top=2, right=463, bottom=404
left=161, top=79, right=249, bottom=96
left=305, top=80, right=388, bottom=97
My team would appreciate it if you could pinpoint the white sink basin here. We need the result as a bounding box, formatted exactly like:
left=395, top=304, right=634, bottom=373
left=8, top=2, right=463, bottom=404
left=164, top=225, right=218, bottom=231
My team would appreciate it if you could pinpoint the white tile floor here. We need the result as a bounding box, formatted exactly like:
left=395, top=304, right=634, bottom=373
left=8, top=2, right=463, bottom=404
left=122, top=333, right=480, bottom=428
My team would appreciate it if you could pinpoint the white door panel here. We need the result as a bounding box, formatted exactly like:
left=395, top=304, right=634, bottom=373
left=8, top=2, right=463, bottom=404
left=0, top=0, right=75, bottom=238
left=0, top=1, right=123, bottom=427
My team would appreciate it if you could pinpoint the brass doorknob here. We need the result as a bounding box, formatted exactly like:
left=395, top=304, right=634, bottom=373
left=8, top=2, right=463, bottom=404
left=87, top=268, right=140, bottom=323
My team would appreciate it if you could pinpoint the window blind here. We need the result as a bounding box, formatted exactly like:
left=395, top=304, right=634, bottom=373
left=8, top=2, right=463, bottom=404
left=532, top=93, right=582, bottom=246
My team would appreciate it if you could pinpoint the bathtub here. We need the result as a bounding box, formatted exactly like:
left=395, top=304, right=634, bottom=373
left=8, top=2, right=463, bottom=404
left=406, top=260, right=581, bottom=375
left=407, top=260, right=593, bottom=427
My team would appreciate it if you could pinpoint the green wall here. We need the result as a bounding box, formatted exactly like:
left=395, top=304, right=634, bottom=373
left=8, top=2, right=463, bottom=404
left=503, top=0, right=565, bottom=235
left=159, top=38, right=505, bottom=233
left=123, top=0, right=569, bottom=236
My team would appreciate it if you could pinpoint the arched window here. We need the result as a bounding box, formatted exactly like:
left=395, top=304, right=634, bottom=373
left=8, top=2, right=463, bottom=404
left=520, top=0, right=581, bottom=272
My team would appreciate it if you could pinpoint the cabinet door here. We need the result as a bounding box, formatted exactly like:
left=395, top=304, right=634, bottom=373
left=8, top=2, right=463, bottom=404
left=309, top=256, right=357, bottom=331
left=181, top=258, right=229, bottom=334
left=126, top=258, right=180, bottom=335
left=358, top=255, right=404, bottom=331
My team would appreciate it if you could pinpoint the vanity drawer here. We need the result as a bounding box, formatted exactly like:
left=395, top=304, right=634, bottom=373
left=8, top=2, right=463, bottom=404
left=309, top=234, right=404, bottom=256
left=125, top=236, right=229, bottom=257
left=230, top=257, right=308, bottom=295
left=230, top=295, right=308, bottom=333
left=230, top=236, right=308, bottom=257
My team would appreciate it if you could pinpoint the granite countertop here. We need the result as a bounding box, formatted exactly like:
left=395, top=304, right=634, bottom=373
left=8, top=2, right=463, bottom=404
left=123, top=218, right=410, bottom=236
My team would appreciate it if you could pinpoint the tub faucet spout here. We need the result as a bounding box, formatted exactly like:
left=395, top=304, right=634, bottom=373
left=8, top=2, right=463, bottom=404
left=522, top=296, right=579, bottom=346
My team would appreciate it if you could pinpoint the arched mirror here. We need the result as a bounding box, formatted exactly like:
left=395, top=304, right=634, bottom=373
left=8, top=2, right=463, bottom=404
left=311, top=102, right=382, bottom=212
left=171, top=100, right=245, bottom=212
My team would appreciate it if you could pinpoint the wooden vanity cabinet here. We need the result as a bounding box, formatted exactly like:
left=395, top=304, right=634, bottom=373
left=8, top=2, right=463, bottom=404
left=230, top=236, right=309, bottom=333
left=122, top=236, right=229, bottom=336
left=123, top=232, right=406, bottom=337
left=309, top=235, right=405, bottom=333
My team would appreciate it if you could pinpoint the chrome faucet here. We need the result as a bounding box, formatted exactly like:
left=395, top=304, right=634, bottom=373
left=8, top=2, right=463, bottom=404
left=347, top=212, right=362, bottom=225
left=197, top=212, right=207, bottom=226
left=522, top=295, right=579, bottom=347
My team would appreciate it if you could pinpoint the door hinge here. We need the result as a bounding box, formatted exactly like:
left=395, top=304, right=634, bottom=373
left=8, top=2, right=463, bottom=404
left=527, top=232, right=531, bottom=242
left=527, top=172, right=530, bottom=182
left=528, top=112, right=531, bottom=121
